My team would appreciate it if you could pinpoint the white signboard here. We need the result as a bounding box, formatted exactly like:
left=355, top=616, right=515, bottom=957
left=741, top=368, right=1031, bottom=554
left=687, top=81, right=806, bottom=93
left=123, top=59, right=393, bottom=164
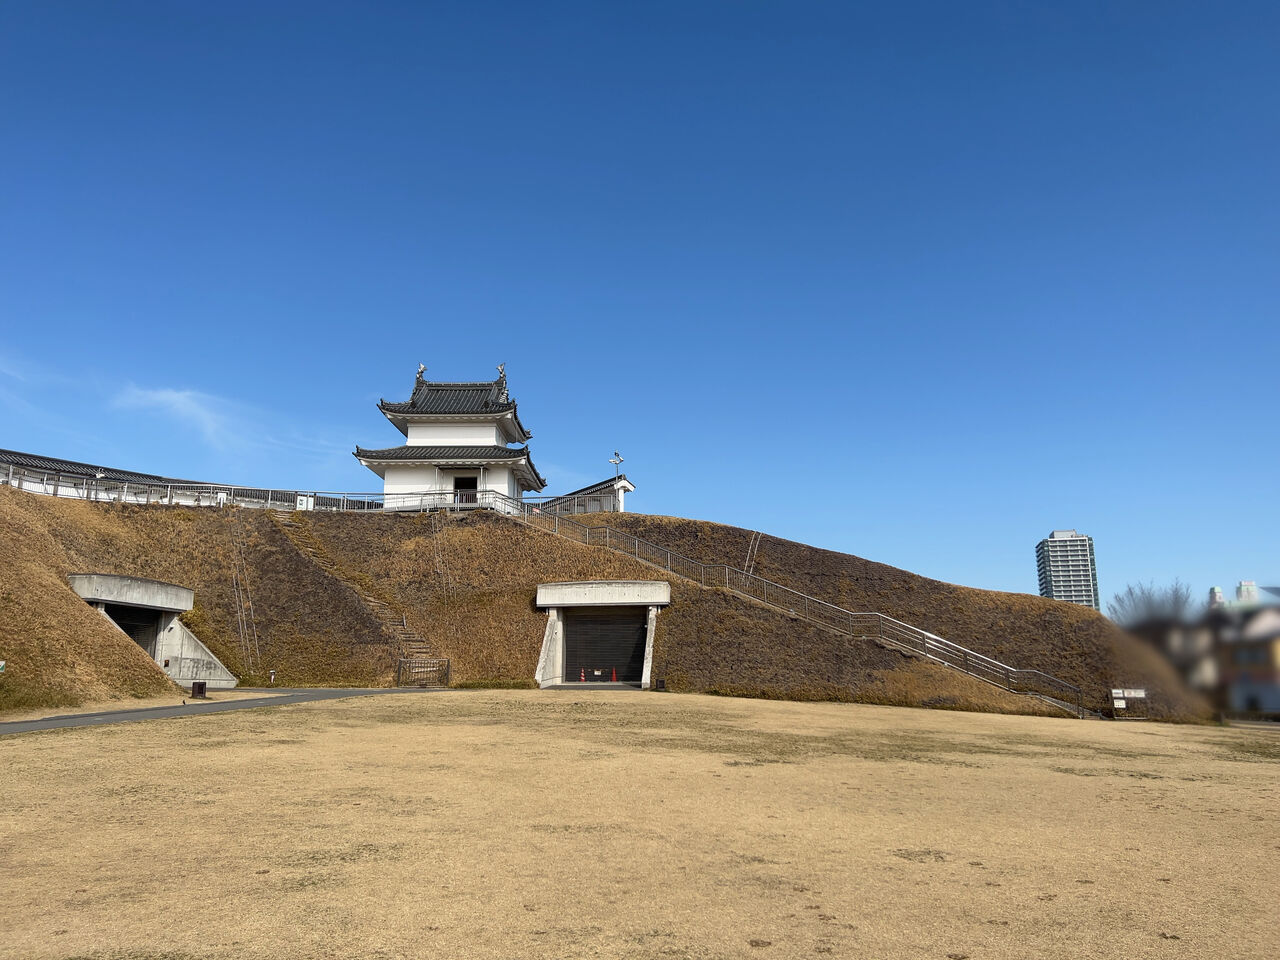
left=1111, top=689, right=1124, bottom=698
left=1113, top=699, right=1126, bottom=710
left=1123, top=688, right=1146, bottom=699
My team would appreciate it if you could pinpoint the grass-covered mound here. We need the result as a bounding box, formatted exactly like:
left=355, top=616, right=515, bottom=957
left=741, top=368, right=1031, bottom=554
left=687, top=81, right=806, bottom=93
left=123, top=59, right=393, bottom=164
left=305, top=510, right=1059, bottom=715
left=0, top=487, right=1204, bottom=719
left=582, top=513, right=1206, bottom=720
left=0, top=487, right=175, bottom=712
left=0, top=486, right=395, bottom=712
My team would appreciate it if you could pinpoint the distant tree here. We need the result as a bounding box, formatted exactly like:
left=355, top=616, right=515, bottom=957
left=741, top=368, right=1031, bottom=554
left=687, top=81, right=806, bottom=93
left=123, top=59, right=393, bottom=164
left=1107, top=580, right=1196, bottom=627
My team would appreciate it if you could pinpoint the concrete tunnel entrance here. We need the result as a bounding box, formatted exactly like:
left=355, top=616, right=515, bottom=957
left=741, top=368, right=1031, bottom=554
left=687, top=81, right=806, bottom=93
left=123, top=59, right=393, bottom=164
left=101, top=603, right=165, bottom=657
left=534, top=581, right=671, bottom=689
left=68, top=574, right=237, bottom=690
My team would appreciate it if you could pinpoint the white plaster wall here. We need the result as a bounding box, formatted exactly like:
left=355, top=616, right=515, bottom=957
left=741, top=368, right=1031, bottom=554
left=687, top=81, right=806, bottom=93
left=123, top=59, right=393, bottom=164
left=383, top=464, right=449, bottom=509
left=406, top=422, right=501, bottom=445
left=484, top=465, right=511, bottom=498
left=383, top=464, right=449, bottom=494
left=382, top=463, right=523, bottom=510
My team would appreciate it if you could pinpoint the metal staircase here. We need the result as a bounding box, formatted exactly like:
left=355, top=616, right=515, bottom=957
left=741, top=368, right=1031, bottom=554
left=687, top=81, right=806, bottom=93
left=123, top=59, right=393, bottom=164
left=479, top=493, right=1092, bottom=717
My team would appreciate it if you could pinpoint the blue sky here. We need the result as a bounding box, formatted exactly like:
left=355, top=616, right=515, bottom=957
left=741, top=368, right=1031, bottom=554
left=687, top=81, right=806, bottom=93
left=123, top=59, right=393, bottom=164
left=1, top=2, right=1276, bottom=604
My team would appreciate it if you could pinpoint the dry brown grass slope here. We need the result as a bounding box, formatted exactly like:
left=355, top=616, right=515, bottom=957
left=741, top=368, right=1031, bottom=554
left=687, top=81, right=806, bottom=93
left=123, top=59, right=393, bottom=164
left=306, top=510, right=1061, bottom=715
left=583, top=513, right=1207, bottom=719
left=0, top=487, right=397, bottom=713
left=0, top=487, right=175, bottom=712
left=2, top=490, right=1041, bottom=715
left=0, top=489, right=1202, bottom=719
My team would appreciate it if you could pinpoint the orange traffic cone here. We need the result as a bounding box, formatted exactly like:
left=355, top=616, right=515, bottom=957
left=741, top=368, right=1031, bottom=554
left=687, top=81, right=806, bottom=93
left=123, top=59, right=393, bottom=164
left=611, top=667, right=617, bottom=682
left=580, top=667, right=585, bottom=682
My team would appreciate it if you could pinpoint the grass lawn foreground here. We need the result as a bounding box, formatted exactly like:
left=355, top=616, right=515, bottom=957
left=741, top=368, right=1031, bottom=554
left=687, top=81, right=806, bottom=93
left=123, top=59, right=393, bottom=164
left=0, top=691, right=1274, bottom=960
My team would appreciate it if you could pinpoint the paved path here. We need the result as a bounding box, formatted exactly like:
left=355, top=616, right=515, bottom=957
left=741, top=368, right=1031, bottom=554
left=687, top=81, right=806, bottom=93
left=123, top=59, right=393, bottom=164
left=0, top=687, right=448, bottom=736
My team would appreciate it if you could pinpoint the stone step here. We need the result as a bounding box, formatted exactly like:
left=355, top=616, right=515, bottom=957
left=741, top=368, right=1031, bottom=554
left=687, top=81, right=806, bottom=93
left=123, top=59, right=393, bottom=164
left=273, top=510, right=440, bottom=661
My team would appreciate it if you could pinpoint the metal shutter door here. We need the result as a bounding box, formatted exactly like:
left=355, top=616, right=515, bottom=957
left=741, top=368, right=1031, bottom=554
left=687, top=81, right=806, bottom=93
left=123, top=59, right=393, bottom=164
left=563, top=606, right=648, bottom=682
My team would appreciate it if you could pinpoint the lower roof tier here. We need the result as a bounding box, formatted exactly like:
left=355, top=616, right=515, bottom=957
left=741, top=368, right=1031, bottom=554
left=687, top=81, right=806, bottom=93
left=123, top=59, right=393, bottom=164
left=353, top=444, right=546, bottom=490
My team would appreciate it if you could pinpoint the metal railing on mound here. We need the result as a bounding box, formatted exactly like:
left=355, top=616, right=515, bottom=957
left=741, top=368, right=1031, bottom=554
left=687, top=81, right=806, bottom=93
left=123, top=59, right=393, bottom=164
left=1, top=457, right=1087, bottom=715
left=0, top=460, right=610, bottom=516
left=486, top=491, right=1087, bottom=717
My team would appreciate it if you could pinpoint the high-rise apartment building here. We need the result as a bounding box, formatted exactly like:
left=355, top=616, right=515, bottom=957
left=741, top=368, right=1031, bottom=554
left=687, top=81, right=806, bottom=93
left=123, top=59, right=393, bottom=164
left=1035, top=529, right=1100, bottom=610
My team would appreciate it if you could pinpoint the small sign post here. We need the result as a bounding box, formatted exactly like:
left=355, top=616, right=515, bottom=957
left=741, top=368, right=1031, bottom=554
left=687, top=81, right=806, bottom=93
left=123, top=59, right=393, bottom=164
left=1111, top=686, right=1148, bottom=719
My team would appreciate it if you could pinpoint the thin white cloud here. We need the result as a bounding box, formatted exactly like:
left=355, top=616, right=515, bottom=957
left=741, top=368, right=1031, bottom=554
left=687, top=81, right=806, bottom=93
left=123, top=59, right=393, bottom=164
left=0, top=354, right=27, bottom=381
left=114, top=385, right=240, bottom=450
left=112, top=384, right=354, bottom=465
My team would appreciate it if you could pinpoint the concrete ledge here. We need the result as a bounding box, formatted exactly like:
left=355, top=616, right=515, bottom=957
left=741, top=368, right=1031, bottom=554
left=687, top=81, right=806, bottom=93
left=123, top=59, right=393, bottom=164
left=68, top=574, right=194, bottom=612
left=535, top=580, right=671, bottom=608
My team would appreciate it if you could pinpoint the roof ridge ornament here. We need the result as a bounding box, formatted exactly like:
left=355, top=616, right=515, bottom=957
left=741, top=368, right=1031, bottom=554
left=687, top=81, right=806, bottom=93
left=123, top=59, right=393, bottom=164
left=496, top=362, right=509, bottom=403
left=416, top=362, right=426, bottom=381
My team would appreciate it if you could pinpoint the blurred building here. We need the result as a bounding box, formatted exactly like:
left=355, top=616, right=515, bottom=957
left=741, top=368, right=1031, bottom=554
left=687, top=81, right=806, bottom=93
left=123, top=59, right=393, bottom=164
left=1128, top=618, right=1219, bottom=695
left=1209, top=580, right=1263, bottom=610
left=1214, top=606, right=1280, bottom=715
left=1133, top=580, right=1280, bottom=717
left=1035, top=529, right=1100, bottom=610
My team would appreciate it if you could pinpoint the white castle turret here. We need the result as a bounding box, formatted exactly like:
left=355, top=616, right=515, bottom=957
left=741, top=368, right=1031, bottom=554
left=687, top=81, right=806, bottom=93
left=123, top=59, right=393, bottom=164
left=354, top=364, right=545, bottom=511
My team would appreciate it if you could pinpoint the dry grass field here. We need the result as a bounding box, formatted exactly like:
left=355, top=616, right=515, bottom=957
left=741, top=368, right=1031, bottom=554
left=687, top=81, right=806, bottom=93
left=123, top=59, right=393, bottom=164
left=1, top=487, right=1208, bottom=720
left=1, top=691, right=1273, bottom=960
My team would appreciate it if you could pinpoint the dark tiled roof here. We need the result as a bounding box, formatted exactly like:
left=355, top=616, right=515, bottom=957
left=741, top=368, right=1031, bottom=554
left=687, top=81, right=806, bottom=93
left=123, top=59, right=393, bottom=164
left=354, top=445, right=530, bottom=462
left=0, top=448, right=192, bottom=485
left=379, top=381, right=513, bottom=416
left=353, top=444, right=546, bottom=490
left=548, top=474, right=631, bottom=499
left=378, top=373, right=532, bottom=441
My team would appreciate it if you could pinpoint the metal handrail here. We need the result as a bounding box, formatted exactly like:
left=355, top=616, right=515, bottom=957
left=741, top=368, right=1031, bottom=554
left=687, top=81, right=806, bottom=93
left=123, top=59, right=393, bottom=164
left=0, top=460, right=609, bottom=510
left=488, top=489, right=1086, bottom=717
left=1, top=457, right=1087, bottom=715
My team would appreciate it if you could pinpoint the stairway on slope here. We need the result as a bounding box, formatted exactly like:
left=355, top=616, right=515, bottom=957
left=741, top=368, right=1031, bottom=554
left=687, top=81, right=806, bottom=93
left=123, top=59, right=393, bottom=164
left=495, top=507, right=1090, bottom=716
left=269, top=510, right=436, bottom=660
